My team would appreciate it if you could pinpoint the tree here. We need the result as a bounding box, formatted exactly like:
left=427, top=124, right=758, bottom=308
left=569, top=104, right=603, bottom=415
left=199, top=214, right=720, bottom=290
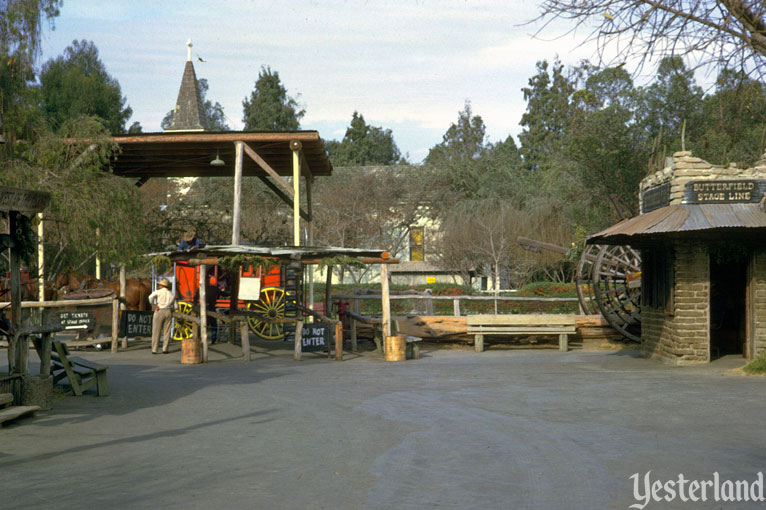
left=426, top=100, right=488, bottom=165
left=0, top=0, right=61, bottom=144
left=242, top=66, right=304, bottom=130
left=325, top=111, right=402, bottom=166
left=518, top=59, right=575, bottom=173
left=0, top=115, right=149, bottom=277
left=535, top=1, right=766, bottom=78
left=161, top=78, right=229, bottom=132
left=39, top=39, right=133, bottom=133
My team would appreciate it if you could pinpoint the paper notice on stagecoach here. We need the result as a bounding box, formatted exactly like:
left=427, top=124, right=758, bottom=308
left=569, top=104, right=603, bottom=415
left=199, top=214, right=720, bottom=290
left=239, top=277, right=261, bottom=301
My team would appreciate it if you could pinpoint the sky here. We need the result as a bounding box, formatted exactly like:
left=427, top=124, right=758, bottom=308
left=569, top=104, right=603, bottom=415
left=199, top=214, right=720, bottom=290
left=38, top=0, right=604, bottom=163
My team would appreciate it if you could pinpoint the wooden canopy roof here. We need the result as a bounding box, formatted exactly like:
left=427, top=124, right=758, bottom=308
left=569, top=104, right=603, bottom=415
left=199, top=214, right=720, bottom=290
left=110, top=131, right=333, bottom=183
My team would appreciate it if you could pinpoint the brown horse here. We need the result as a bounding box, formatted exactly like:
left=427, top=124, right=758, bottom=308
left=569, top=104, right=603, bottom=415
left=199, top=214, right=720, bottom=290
left=0, top=276, right=58, bottom=302
left=55, top=270, right=152, bottom=311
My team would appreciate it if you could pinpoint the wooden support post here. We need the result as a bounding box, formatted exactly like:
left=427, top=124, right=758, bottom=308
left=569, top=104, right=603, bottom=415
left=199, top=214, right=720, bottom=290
left=324, top=265, right=332, bottom=319
left=9, top=211, right=25, bottom=374
left=559, top=333, right=568, bottom=352
left=37, top=212, right=44, bottom=304
left=240, top=320, right=250, bottom=361
left=381, top=263, right=391, bottom=338
left=111, top=297, right=119, bottom=352
left=232, top=141, right=244, bottom=245
left=350, top=298, right=359, bottom=352
left=453, top=298, right=461, bottom=317
left=119, top=265, right=127, bottom=349
left=294, top=320, right=303, bottom=361
left=39, top=333, right=52, bottom=379
left=307, top=176, right=314, bottom=314
left=426, top=294, right=434, bottom=315
left=475, top=334, right=484, bottom=353
left=335, top=322, right=343, bottom=361
left=200, top=264, right=208, bottom=363
left=291, top=140, right=301, bottom=246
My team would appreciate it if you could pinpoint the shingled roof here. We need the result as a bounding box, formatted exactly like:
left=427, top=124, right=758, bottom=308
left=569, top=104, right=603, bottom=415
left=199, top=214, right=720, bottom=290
left=166, top=60, right=206, bottom=132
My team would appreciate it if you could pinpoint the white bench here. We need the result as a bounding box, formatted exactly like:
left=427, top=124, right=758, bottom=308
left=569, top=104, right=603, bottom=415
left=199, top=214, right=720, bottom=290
left=466, top=314, right=577, bottom=352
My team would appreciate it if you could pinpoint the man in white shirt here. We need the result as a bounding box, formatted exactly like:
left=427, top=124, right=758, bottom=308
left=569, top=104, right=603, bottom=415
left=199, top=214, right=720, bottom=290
left=149, top=278, right=175, bottom=354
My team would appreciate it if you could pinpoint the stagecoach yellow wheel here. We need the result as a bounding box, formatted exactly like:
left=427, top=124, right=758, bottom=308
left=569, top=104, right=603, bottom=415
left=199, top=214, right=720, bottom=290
left=246, top=287, right=286, bottom=340
left=172, top=300, right=196, bottom=340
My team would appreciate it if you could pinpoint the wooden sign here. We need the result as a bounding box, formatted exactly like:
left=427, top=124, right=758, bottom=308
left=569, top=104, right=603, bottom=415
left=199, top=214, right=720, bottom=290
left=301, top=322, right=333, bottom=352
left=120, top=310, right=153, bottom=338
left=58, top=311, right=95, bottom=331
left=641, top=183, right=670, bottom=213
left=683, top=180, right=766, bottom=204
left=0, top=186, right=51, bottom=213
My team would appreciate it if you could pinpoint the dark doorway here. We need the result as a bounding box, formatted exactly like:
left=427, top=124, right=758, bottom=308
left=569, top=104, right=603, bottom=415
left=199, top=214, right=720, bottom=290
left=710, top=254, right=747, bottom=358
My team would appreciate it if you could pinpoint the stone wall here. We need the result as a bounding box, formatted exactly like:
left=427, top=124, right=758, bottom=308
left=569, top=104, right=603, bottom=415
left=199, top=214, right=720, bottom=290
left=642, top=242, right=710, bottom=365
left=752, top=250, right=766, bottom=357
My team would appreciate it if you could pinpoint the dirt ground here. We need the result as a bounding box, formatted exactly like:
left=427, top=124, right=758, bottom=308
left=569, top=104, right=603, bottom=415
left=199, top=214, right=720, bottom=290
left=1, top=338, right=764, bottom=509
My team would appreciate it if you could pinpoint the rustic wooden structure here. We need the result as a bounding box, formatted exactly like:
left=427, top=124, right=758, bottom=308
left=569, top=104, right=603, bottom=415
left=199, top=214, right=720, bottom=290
left=589, top=150, right=766, bottom=364
left=50, top=340, right=109, bottom=396
left=164, top=245, right=398, bottom=363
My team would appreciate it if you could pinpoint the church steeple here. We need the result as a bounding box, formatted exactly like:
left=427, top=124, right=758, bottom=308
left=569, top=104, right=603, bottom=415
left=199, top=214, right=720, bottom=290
left=165, top=39, right=206, bottom=132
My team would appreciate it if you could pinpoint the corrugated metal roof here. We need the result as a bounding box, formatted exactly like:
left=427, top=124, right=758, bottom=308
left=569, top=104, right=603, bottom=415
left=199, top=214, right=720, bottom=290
left=151, top=244, right=394, bottom=262
left=587, top=203, right=766, bottom=245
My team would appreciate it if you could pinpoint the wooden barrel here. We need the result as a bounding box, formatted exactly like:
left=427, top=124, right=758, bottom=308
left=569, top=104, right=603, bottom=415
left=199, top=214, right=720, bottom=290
left=384, top=335, right=406, bottom=362
left=181, top=338, right=201, bottom=364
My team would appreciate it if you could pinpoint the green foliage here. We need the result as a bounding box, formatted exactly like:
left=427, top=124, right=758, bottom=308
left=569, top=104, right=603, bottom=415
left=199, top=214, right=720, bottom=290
left=743, top=352, right=766, bottom=375
left=318, top=256, right=365, bottom=275
left=326, top=111, right=402, bottom=166
left=0, top=0, right=61, bottom=145
left=39, top=39, right=133, bottom=133
left=161, top=78, right=228, bottom=132
left=217, top=254, right=281, bottom=274
left=9, top=213, right=37, bottom=263
left=242, top=66, right=304, bottom=130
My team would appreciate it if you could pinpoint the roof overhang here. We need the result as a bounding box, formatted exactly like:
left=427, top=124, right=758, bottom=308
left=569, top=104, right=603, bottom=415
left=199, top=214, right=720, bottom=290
left=153, top=245, right=396, bottom=264
left=110, top=131, right=333, bottom=180
left=587, top=203, right=766, bottom=247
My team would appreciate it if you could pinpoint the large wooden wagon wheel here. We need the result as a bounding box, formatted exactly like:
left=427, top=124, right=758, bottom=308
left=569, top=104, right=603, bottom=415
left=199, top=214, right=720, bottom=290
left=246, top=287, right=286, bottom=340
left=577, top=245, right=642, bottom=342
left=172, top=300, right=196, bottom=340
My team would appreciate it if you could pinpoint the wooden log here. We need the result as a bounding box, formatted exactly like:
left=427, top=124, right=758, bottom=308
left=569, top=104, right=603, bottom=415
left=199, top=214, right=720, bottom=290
left=294, top=320, right=303, bottom=361
left=232, top=141, right=243, bottom=245
left=381, top=263, right=390, bottom=338
left=111, top=297, right=119, bottom=353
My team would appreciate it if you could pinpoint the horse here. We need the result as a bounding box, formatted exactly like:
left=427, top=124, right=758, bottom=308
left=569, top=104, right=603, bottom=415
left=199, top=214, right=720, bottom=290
left=55, top=269, right=152, bottom=311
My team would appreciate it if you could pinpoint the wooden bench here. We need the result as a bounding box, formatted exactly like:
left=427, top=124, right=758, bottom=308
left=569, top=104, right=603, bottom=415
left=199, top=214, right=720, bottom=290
left=467, top=314, right=577, bottom=353
left=51, top=341, right=109, bottom=396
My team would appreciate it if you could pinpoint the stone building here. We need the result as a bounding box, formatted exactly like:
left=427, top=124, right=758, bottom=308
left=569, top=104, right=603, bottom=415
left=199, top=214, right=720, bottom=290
left=588, top=151, right=766, bottom=365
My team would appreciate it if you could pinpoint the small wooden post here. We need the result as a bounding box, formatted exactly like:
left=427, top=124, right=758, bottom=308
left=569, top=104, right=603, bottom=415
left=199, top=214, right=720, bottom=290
left=475, top=334, right=484, bottom=353
left=335, top=322, right=343, bottom=361
left=426, top=293, right=434, bottom=315
left=37, top=212, right=44, bottom=304
left=232, top=141, right=244, bottom=245
left=381, top=263, right=391, bottom=338
left=240, top=320, right=250, bottom=361
left=111, top=296, right=119, bottom=352
left=324, top=264, right=332, bottom=318
left=294, top=320, right=303, bottom=361
left=119, top=265, right=127, bottom=349
left=453, top=298, right=461, bottom=317
left=200, top=264, right=208, bottom=363
left=559, top=333, right=568, bottom=352
left=350, top=298, right=359, bottom=352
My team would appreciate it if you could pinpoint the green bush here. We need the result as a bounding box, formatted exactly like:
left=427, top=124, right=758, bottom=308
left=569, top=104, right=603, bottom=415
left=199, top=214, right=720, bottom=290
left=743, top=352, right=766, bottom=375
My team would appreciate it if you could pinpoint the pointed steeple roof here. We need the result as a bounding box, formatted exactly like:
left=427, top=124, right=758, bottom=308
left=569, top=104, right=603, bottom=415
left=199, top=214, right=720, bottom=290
left=166, top=39, right=206, bottom=132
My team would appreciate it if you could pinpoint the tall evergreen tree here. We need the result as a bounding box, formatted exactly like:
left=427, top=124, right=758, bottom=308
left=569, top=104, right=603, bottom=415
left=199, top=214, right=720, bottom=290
left=326, top=111, right=402, bottom=166
left=242, top=66, right=304, bottom=131
left=39, top=39, right=133, bottom=133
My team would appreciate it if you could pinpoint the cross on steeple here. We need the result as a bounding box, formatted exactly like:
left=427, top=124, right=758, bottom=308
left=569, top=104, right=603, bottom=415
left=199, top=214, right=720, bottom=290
left=187, top=38, right=192, bottom=62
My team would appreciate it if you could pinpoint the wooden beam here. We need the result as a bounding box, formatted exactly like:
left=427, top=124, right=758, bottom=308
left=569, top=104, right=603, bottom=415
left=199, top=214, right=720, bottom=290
left=9, top=211, right=23, bottom=374
left=232, top=141, right=243, bottom=245
left=242, top=142, right=294, bottom=198
left=200, top=264, right=208, bottom=363
left=255, top=175, right=310, bottom=221
left=112, top=131, right=323, bottom=145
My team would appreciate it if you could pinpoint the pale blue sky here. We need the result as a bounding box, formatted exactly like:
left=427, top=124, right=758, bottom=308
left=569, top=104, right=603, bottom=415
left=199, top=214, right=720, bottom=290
left=38, top=0, right=599, bottom=163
